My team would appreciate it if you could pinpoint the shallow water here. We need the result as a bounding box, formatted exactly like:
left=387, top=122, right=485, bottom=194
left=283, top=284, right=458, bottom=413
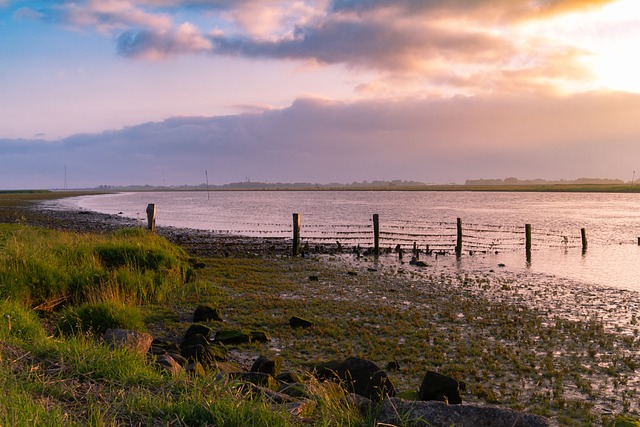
left=49, top=190, right=640, bottom=292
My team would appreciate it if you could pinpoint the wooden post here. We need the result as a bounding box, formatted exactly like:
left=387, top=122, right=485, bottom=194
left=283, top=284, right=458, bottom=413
left=373, top=214, right=380, bottom=256
left=525, top=224, right=532, bottom=263
left=525, top=224, right=532, bottom=252
left=146, top=204, right=156, bottom=233
left=292, top=213, right=301, bottom=257
left=581, top=228, right=588, bottom=252
left=455, top=218, right=462, bottom=257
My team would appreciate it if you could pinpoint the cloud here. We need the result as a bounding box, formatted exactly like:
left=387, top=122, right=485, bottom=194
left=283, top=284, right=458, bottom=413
left=118, top=22, right=212, bottom=58
left=330, top=0, right=617, bottom=22
left=2, top=91, right=639, bottom=189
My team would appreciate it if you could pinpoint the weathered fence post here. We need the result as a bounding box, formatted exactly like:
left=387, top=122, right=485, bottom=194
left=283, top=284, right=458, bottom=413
left=146, top=204, right=156, bottom=233
left=455, top=218, right=462, bottom=257
left=581, top=228, right=588, bottom=252
left=292, top=213, right=301, bottom=256
left=373, top=214, right=380, bottom=256
left=525, top=224, right=532, bottom=263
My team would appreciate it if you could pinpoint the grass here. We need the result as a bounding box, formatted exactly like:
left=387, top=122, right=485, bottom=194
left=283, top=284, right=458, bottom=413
left=0, top=224, right=191, bottom=308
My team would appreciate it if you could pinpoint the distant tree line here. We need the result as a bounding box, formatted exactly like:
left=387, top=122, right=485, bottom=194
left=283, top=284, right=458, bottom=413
left=465, top=177, right=625, bottom=186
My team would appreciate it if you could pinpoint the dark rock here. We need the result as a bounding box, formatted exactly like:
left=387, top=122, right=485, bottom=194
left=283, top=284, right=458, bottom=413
left=308, top=275, right=319, bottom=281
left=103, top=329, right=152, bottom=356
left=155, top=354, right=182, bottom=376
left=276, top=372, right=303, bottom=384
left=377, top=398, right=550, bottom=427
left=343, top=393, right=374, bottom=416
left=250, top=330, right=270, bottom=343
left=168, top=352, right=188, bottom=367
left=180, top=343, right=227, bottom=365
left=290, top=316, right=314, bottom=328
left=410, top=259, right=428, bottom=267
left=215, top=329, right=251, bottom=345
left=184, top=323, right=213, bottom=340
left=150, top=346, right=167, bottom=356
left=193, top=305, right=223, bottom=322
left=251, top=355, right=282, bottom=377
left=278, top=382, right=308, bottom=399
left=309, top=360, right=342, bottom=381
left=336, top=357, right=396, bottom=402
left=419, top=371, right=462, bottom=404
left=180, top=333, right=209, bottom=350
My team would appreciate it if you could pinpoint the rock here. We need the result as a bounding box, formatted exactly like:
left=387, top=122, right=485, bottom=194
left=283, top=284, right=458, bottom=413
left=336, top=357, right=396, bottom=402
left=251, top=355, right=282, bottom=377
left=193, top=305, right=223, bottom=322
left=309, top=360, right=342, bottom=380
left=180, top=333, right=227, bottom=365
left=290, top=316, right=314, bottom=328
left=180, top=333, right=210, bottom=350
left=377, top=398, right=550, bottom=427
left=276, top=372, right=303, bottom=384
left=155, top=354, right=182, bottom=376
left=410, top=259, right=428, bottom=267
left=214, top=329, right=251, bottom=345
left=250, top=330, right=270, bottom=343
left=102, top=329, right=152, bottom=356
left=184, top=343, right=227, bottom=365
left=343, top=393, right=374, bottom=416
left=419, top=371, right=463, bottom=404
left=309, top=275, right=319, bottom=281
left=184, top=324, right=212, bottom=340
left=278, top=382, right=308, bottom=399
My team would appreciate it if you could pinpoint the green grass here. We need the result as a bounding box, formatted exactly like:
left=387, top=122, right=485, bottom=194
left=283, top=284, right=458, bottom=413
left=0, top=224, right=191, bottom=307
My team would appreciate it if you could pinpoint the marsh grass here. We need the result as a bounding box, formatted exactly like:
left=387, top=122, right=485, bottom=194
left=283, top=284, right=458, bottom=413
left=191, top=255, right=640, bottom=425
left=0, top=224, right=191, bottom=308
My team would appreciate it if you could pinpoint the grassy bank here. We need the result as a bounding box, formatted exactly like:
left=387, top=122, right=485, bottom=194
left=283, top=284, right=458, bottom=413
left=0, top=223, right=367, bottom=426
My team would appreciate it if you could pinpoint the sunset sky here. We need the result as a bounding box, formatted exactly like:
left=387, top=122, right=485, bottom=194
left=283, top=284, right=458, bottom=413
left=1, top=0, right=640, bottom=189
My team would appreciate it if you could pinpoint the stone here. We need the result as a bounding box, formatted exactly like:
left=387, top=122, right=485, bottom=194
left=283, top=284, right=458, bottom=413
left=184, top=324, right=212, bottom=340
left=309, top=360, right=342, bottom=381
left=181, top=343, right=227, bottom=365
left=193, top=305, right=223, bottom=322
left=214, top=329, right=251, bottom=345
left=290, top=316, right=314, bottom=328
left=377, top=398, right=550, bottom=427
left=180, top=333, right=209, bottom=350
left=251, top=355, right=282, bottom=377
left=103, top=329, right=152, bottom=356
left=336, top=357, right=396, bottom=402
left=155, top=354, right=182, bottom=376
left=250, top=330, right=270, bottom=343
left=419, top=371, right=462, bottom=404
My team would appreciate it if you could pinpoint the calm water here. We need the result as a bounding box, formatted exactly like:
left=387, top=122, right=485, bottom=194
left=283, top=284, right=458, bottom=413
left=50, top=191, right=640, bottom=292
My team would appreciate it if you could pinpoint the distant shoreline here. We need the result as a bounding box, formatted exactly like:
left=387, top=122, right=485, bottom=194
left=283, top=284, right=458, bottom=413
left=3, top=183, right=640, bottom=194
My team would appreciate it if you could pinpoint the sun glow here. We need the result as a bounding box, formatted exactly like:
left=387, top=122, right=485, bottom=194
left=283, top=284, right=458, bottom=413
left=522, top=0, right=640, bottom=93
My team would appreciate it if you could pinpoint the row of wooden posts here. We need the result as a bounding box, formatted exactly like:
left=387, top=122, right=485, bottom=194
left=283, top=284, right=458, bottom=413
left=291, top=213, right=590, bottom=258
left=143, top=205, right=629, bottom=257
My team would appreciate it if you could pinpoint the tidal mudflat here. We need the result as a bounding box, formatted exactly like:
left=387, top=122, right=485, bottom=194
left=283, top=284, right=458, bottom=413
left=193, top=249, right=640, bottom=425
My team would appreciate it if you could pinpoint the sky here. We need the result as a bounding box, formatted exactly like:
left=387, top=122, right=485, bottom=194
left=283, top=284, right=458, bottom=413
left=1, top=0, right=640, bottom=189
